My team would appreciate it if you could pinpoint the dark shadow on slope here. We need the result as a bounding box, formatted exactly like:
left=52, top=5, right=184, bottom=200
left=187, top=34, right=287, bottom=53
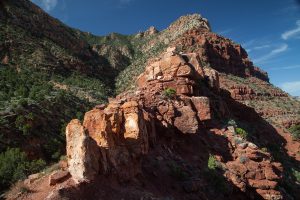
left=51, top=114, right=256, bottom=200
left=137, top=122, right=255, bottom=200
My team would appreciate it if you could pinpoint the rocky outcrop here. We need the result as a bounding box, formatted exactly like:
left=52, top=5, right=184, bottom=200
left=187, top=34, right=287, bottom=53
left=136, top=47, right=219, bottom=98
left=66, top=100, right=155, bottom=181
left=174, top=29, right=269, bottom=82
left=223, top=127, right=283, bottom=199
left=66, top=48, right=214, bottom=182
left=229, top=85, right=256, bottom=100
left=64, top=48, right=286, bottom=199
left=144, top=26, right=159, bottom=36
left=229, top=85, right=288, bottom=101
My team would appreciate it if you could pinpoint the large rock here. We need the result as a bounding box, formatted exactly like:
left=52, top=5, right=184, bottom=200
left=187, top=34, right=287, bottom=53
left=174, top=105, right=199, bottom=134
left=122, top=101, right=150, bottom=154
left=191, top=96, right=211, bottom=121
left=66, top=119, right=100, bottom=183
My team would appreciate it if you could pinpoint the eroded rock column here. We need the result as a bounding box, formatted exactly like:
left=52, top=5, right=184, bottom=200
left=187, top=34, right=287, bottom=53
left=66, top=119, right=99, bottom=183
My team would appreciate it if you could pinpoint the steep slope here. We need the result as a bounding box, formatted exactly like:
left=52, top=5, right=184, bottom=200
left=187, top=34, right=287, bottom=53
left=10, top=14, right=300, bottom=200
left=0, top=0, right=115, bottom=191
left=0, top=0, right=114, bottom=77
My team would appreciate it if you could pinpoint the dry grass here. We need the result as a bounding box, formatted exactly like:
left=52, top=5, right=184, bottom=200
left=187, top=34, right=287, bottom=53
left=4, top=181, right=33, bottom=200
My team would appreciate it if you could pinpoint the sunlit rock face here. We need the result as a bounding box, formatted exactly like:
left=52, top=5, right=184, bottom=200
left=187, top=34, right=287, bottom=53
left=66, top=119, right=99, bottom=183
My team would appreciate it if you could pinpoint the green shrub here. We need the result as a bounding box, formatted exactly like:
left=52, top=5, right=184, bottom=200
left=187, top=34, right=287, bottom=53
left=292, top=168, right=300, bottom=183
left=236, top=127, right=248, bottom=139
left=163, top=88, right=176, bottom=99
left=204, top=157, right=228, bottom=193
left=208, top=154, right=219, bottom=170
left=289, top=124, right=300, bottom=140
left=0, top=148, right=46, bottom=189
left=15, top=115, right=33, bottom=136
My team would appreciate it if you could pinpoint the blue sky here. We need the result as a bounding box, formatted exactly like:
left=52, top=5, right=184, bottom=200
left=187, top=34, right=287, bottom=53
left=31, top=0, right=300, bottom=96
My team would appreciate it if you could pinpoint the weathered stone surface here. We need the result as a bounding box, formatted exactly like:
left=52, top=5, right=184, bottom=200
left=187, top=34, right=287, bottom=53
left=264, top=164, right=280, bottom=181
left=191, top=96, right=211, bottom=121
left=122, top=101, right=149, bottom=154
left=177, top=65, right=192, bottom=77
left=175, top=29, right=269, bottom=82
left=83, top=109, right=117, bottom=148
left=248, top=179, right=278, bottom=190
left=49, top=170, right=70, bottom=186
left=222, top=128, right=284, bottom=199
left=66, top=119, right=100, bottom=183
left=204, top=68, right=220, bottom=90
left=144, top=26, right=158, bottom=36
left=174, top=105, right=198, bottom=134
left=256, top=189, right=283, bottom=200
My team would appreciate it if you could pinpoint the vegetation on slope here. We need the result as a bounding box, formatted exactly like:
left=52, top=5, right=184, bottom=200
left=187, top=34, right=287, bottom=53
left=0, top=65, right=111, bottom=192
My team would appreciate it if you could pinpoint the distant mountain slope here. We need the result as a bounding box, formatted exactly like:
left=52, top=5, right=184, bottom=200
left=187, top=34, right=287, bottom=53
left=0, top=0, right=115, bottom=182
left=0, top=0, right=115, bottom=77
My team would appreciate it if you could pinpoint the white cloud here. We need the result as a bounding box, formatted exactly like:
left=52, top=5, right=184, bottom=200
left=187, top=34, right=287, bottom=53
left=270, top=65, right=300, bottom=70
left=242, top=39, right=257, bottom=48
left=241, top=38, right=271, bottom=52
left=246, top=44, right=271, bottom=53
left=32, top=0, right=58, bottom=11
left=281, top=20, right=300, bottom=40
left=253, top=44, right=288, bottom=64
left=281, top=81, right=300, bottom=95
left=252, top=45, right=271, bottom=50
left=217, top=29, right=233, bottom=35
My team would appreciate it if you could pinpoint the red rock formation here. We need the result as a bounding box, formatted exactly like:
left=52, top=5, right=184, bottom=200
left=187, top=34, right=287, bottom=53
left=174, top=29, right=269, bottom=82
left=66, top=48, right=215, bottom=182
left=63, top=48, right=285, bottom=199
left=218, top=127, right=284, bottom=200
